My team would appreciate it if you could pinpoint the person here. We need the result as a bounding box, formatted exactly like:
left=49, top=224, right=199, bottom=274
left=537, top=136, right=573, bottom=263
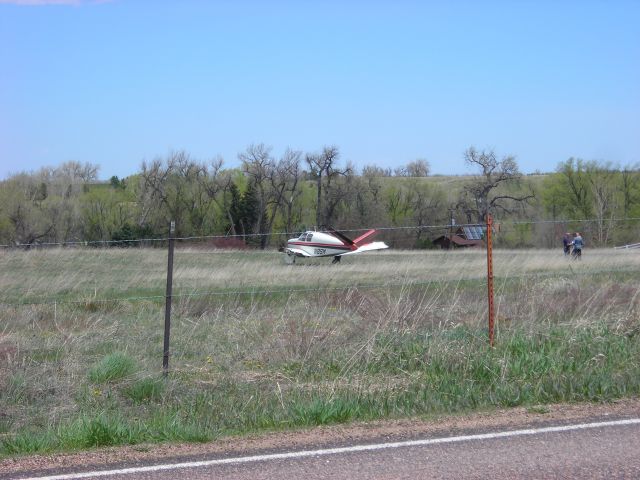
left=571, top=232, right=584, bottom=259
left=562, top=232, right=572, bottom=256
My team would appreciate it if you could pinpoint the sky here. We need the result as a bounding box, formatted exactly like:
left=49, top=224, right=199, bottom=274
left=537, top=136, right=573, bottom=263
left=1, top=0, right=639, bottom=181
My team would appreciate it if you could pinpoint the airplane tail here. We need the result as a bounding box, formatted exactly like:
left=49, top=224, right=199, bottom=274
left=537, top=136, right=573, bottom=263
left=323, top=226, right=383, bottom=248
left=352, top=229, right=378, bottom=246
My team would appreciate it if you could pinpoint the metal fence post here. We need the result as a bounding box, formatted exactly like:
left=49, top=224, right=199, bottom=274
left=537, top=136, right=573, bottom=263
left=486, top=214, right=495, bottom=347
left=163, top=220, right=176, bottom=377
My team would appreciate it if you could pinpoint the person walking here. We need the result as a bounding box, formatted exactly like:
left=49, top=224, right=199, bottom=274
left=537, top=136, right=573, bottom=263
left=571, top=232, right=584, bottom=259
left=562, top=232, right=572, bottom=256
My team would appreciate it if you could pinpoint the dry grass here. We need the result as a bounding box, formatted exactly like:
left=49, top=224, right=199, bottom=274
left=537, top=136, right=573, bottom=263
left=0, top=246, right=639, bottom=455
left=1, top=247, right=638, bottom=300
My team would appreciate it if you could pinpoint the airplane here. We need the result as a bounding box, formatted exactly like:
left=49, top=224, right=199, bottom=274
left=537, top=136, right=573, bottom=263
left=282, top=227, right=389, bottom=264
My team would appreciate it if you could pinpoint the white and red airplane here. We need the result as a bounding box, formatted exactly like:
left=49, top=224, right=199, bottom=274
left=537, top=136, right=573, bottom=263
left=283, top=228, right=389, bottom=264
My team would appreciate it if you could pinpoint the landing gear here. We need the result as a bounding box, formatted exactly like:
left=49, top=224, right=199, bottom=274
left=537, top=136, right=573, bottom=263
left=332, top=256, right=341, bottom=264
left=284, top=252, right=296, bottom=264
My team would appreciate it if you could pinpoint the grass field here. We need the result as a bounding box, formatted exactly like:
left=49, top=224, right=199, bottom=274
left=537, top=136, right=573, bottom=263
left=0, top=246, right=639, bottom=455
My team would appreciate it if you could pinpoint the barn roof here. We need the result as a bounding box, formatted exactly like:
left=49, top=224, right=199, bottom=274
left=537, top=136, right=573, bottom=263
left=460, top=225, right=485, bottom=240
left=432, top=234, right=483, bottom=247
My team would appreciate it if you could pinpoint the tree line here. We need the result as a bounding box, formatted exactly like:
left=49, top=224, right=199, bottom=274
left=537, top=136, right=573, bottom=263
left=1, top=148, right=639, bottom=249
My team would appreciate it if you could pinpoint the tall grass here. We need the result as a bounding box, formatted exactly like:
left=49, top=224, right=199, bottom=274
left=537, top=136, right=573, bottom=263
left=0, top=247, right=639, bottom=456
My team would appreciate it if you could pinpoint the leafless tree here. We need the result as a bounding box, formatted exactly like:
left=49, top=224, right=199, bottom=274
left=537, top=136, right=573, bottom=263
left=361, top=165, right=392, bottom=177
left=458, top=147, right=534, bottom=223
left=56, top=161, right=99, bottom=183
left=394, top=159, right=430, bottom=177
left=305, top=146, right=352, bottom=226
left=139, top=151, right=211, bottom=235
left=585, top=161, right=616, bottom=246
left=240, top=144, right=302, bottom=248
left=276, top=149, right=303, bottom=234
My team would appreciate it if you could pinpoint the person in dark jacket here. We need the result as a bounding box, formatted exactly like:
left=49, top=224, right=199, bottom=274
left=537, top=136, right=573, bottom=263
left=562, top=232, right=572, bottom=256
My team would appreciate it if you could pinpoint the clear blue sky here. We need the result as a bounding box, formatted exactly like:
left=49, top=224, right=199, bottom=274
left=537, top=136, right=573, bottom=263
left=1, top=0, right=638, bottom=180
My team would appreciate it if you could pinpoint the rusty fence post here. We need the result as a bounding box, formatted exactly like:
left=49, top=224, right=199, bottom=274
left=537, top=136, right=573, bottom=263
left=163, top=220, right=176, bottom=377
left=486, top=214, right=495, bottom=347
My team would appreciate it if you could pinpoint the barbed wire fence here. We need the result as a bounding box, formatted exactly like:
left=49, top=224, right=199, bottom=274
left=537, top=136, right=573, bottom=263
left=0, top=217, right=639, bottom=376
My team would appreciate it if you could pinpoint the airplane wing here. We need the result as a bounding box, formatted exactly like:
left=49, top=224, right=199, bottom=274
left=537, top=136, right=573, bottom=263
left=338, top=241, right=389, bottom=256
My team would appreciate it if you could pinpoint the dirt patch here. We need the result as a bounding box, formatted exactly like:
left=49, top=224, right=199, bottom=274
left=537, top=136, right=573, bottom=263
left=2, top=398, right=639, bottom=476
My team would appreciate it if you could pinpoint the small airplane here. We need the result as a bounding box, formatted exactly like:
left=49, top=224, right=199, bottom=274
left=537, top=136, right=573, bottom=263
left=282, top=227, right=389, bottom=264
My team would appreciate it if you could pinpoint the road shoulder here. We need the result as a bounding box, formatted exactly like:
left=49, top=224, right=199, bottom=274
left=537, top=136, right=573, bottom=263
left=2, top=398, right=639, bottom=478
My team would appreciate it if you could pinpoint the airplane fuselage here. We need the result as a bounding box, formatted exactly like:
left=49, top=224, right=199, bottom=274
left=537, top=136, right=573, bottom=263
left=286, top=231, right=354, bottom=258
left=284, top=229, right=388, bottom=264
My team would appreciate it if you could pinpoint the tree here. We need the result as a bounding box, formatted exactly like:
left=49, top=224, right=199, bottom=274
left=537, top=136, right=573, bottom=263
left=543, top=158, right=638, bottom=246
left=240, top=144, right=302, bottom=248
left=395, top=159, right=430, bottom=177
left=239, top=181, right=260, bottom=239
left=620, top=165, right=640, bottom=217
left=405, top=179, right=445, bottom=245
left=305, top=146, right=352, bottom=226
left=0, top=174, right=54, bottom=246
left=109, top=176, right=126, bottom=190
left=275, top=149, right=303, bottom=234
left=56, top=161, right=99, bottom=183
left=361, top=165, right=392, bottom=177
left=457, top=147, right=534, bottom=223
left=81, top=186, right=134, bottom=241
left=352, top=166, right=388, bottom=226
left=138, top=151, right=215, bottom=236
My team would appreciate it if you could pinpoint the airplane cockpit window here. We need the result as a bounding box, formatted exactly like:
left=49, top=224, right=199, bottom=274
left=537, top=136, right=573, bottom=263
left=298, top=233, right=307, bottom=241
left=306, top=233, right=313, bottom=242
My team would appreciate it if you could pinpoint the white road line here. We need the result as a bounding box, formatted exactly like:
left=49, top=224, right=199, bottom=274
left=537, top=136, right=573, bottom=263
left=18, top=418, right=640, bottom=480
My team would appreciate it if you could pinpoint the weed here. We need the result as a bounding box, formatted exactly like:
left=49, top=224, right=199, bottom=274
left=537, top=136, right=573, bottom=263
left=88, top=353, right=136, bottom=384
left=1, top=433, right=53, bottom=455
left=292, top=398, right=360, bottom=426
left=124, top=377, right=164, bottom=403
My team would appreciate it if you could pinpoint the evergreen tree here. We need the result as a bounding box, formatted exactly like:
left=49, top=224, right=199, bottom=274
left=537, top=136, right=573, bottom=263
left=239, top=182, right=260, bottom=240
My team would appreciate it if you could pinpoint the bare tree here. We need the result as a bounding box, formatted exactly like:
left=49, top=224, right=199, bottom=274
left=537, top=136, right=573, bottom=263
left=585, top=162, right=616, bottom=245
left=56, top=161, right=99, bottom=183
left=138, top=151, right=211, bottom=235
left=239, top=144, right=274, bottom=247
left=305, top=146, right=352, bottom=226
left=458, top=147, right=534, bottom=223
left=276, top=149, right=303, bottom=234
left=361, top=165, right=392, bottom=177
left=394, top=159, right=430, bottom=177
left=240, top=144, right=302, bottom=248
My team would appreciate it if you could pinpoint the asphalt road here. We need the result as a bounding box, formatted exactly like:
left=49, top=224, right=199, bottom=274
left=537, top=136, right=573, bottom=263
left=11, top=419, right=640, bottom=480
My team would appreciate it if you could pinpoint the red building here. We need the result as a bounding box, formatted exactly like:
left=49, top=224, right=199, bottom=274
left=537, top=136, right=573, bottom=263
left=432, top=225, right=486, bottom=249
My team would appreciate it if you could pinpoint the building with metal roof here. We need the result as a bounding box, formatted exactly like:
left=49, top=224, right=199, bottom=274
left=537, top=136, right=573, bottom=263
left=432, top=225, right=487, bottom=249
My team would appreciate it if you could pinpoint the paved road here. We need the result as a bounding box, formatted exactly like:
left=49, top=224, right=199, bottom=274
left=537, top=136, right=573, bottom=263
left=12, top=419, right=640, bottom=480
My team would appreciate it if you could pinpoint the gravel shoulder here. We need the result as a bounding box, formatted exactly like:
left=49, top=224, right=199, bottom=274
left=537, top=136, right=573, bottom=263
left=2, top=398, right=639, bottom=477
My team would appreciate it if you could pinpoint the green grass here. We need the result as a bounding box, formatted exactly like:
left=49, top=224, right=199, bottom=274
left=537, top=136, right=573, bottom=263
left=124, top=378, right=165, bottom=403
left=2, top=324, right=639, bottom=455
left=0, top=247, right=639, bottom=456
left=88, top=353, right=137, bottom=384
